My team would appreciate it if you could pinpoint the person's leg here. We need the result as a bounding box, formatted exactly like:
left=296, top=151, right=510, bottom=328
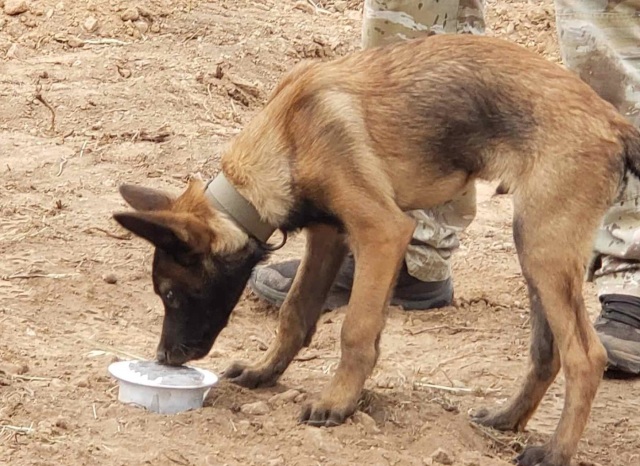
left=249, top=0, right=483, bottom=311
left=555, top=0, right=640, bottom=374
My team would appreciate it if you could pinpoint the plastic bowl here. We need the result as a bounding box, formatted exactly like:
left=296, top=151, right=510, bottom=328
left=108, top=360, right=218, bottom=414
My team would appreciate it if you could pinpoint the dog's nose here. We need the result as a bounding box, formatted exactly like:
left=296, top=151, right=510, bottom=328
left=156, top=349, right=169, bottom=365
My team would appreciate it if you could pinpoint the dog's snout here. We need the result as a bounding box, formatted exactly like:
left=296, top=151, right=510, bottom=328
left=156, top=348, right=169, bottom=365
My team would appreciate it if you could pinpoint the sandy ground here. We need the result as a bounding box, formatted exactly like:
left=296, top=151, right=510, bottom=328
left=1, top=1, right=639, bottom=465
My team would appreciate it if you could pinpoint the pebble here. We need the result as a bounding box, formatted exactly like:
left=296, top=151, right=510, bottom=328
left=134, top=20, right=149, bottom=34
left=431, top=448, right=454, bottom=465
left=240, top=400, right=270, bottom=416
left=102, top=273, right=118, bottom=284
left=268, top=389, right=300, bottom=405
left=460, top=451, right=482, bottom=466
left=353, top=411, right=379, bottom=434
left=293, top=0, right=314, bottom=14
left=0, top=362, right=28, bottom=375
left=67, top=37, right=84, bottom=48
left=120, top=7, right=139, bottom=22
left=84, top=16, right=98, bottom=33
left=150, top=22, right=160, bottom=33
left=334, top=1, right=347, bottom=12
left=4, top=0, right=28, bottom=16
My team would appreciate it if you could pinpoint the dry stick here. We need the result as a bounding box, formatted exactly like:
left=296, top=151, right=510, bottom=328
left=3, top=272, right=78, bottom=280
left=0, top=424, right=34, bottom=434
left=83, top=227, right=131, bottom=241
left=34, top=80, right=56, bottom=132
left=81, top=338, right=145, bottom=361
left=470, top=422, right=516, bottom=452
left=10, top=374, right=51, bottom=382
left=82, top=38, right=130, bottom=46
left=408, top=324, right=485, bottom=336
left=79, top=140, right=88, bottom=157
left=56, top=157, right=68, bottom=177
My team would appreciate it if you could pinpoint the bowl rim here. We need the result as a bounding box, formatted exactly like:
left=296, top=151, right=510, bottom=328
left=108, top=360, right=218, bottom=390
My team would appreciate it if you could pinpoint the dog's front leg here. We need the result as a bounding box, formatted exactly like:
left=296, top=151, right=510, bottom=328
left=224, top=224, right=347, bottom=388
left=300, top=213, right=416, bottom=426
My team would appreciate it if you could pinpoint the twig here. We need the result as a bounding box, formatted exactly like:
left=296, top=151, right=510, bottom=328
left=79, top=140, right=88, bottom=158
left=83, top=227, right=131, bottom=241
left=92, top=403, right=97, bottom=420
left=35, top=80, right=56, bottom=132
left=470, top=422, right=516, bottom=451
left=0, top=424, right=34, bottom=434
left=407, top=324, right=485, bottom=336
left=81, top=339, right=145, bottom=361
left=56, top=157, right=68, bottom=177
left=2, top=272, right=79, bottom=280
left=163, top=451, right=192, bottom=466
left=413, top=381, right=501, bottom=396
left=306, top=0, right=330, bottom=14
left=10, top=374, right=51, bottom=382
left=82, top=38, right=130, bottom=46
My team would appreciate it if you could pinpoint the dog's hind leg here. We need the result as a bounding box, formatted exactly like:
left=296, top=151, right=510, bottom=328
left=473, top=219, right=561, bottom=431
left=476, top=195, right=608, bottom=466
left=224, top=223, right=347, bottom=388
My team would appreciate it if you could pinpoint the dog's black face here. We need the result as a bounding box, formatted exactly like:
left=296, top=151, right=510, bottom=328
left=151, top=241, right=266, bottom=366
left=112, top=181, right=270, bottom=368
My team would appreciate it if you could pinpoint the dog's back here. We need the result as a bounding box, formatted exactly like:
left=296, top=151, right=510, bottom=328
left=248, top=34, right=634, bottom=215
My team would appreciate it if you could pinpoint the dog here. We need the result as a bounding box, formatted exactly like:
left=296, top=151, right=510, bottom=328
left=112, top=34, right=640, bottom=466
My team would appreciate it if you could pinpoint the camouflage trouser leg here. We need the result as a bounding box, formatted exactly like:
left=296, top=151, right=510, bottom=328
left=362, top=0, right=485, bottom=282
left=555, top=0, right=640, bottom=298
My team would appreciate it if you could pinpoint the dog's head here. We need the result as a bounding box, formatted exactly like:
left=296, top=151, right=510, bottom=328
left=112, top=179, right=267, bottom=366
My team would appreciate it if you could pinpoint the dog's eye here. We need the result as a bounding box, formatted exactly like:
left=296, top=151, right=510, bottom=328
left=166, top=290, right=174, bottom=301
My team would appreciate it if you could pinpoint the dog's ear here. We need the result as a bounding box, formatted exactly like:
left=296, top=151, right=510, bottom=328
left=118, top=184, right=175, bottom=212
left=113, top=211, right=211, bottom=255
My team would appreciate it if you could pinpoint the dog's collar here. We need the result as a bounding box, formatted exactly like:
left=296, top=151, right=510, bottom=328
left=205, top=173, right=277, bottom=245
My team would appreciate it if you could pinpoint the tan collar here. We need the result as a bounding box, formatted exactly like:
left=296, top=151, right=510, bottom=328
left=205, top=173, right=276, bottom=244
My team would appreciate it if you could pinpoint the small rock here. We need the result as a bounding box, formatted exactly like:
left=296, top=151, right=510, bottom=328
left=293, top=0, right=314, bottom=14
left=268, top=389, right=301, bottom=406
left=120, top=7, right=139, bottom=22
left=83, top=16, right=98, bottom=33
left=150, top=22, right=160, bottom=33
left=67, top=37, right=84, bottom=48
left=0, top=362, right=28, bottom=375
left=293, top=392, right=307, bottom=403
left=460, top=451, right=481, bottom=466
left=431, top=448, right=454, bottom=465
left=353, top=411, right=379, bottom=433
left=267, top=458, right=285, bottom=466
left=102, top=273, right=118, bottom=284
left=4, top=0, right=28, bottom=16
left=134, top=20, right=148, bottom=34
left=240, top=401, right=269, bottom=416
left=334, top=1, right=347, bottom=12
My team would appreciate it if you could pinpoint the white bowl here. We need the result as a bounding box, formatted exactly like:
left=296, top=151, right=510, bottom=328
left=108, top=360, right=218, bottom=414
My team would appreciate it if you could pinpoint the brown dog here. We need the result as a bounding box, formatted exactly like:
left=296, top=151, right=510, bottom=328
left=113, top=34, right=639, bottom=466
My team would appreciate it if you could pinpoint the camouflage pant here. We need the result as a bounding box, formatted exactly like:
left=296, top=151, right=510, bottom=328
left=362, top=0, right=485, bottom=282
left=364, top=0, right=640, bottom=298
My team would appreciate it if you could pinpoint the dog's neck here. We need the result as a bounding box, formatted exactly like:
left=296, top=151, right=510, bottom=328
left=205, top=173, right=276, bottom=244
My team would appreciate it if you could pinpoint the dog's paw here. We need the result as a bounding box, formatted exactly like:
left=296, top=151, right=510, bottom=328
left=298, top=399, right=354, bottom=427
left=514, top=444, right=565, bottom=466
left=471, top=407, right=520, bottom=432
left=222, top=361, right=278, bottom=389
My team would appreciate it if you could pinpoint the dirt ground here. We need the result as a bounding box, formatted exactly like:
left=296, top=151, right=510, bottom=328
left=1, top=1, right=639, bottom=465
